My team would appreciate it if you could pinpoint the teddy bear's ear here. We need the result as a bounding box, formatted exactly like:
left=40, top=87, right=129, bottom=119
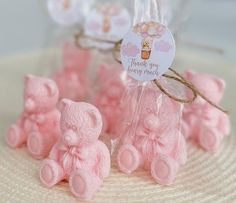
left=24, top=74, right=34, bottom=84
left=215, top=78, right=226, bottom=92
left=59, top=99, right=71, bottom=112
left=86, top=109, right=102, bottom=132
left=44, top=81, right=57, bottom=96
left=183, top=70, right=195, bottom=79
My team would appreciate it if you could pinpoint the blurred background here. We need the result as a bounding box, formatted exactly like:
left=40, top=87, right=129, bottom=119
left=0, top=0, right=235, bottom=63
left=0, top=0, right=235, bottom=120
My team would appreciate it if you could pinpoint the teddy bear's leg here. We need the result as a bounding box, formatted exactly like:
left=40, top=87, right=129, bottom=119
left=69, top=169, right=102, bottom=200
left=101, top=114, right=109, bottom=133
left=40, top=159, right=65, bottom=187
left=181, top=120, right=192, bottom=139
left=6, top=124, right=27, bottom=148
left=27, top=132, right=56, bottom=159
left=117, top=144, right=141, bottom=174
left=172, top=131, right=187, bottom=165
left=99, top=134, right=112, bottom=153
left=151, top=154, right=179, bottom=185
left=198, top=126, right=222, bottom=152
left=218, top=113, right=231, bottom=136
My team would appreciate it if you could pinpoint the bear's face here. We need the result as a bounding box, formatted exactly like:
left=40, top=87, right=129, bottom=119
left=24, top=75, right=59, bottom=114
left=59, top=99, right=102, bottom=146
left=142, top=36, right=153, bottom=50
left=142, top=39, right=151, bottom=50
left=139, top=87, right=181, bottom=136
left=184, top=71, right=225, bottom=105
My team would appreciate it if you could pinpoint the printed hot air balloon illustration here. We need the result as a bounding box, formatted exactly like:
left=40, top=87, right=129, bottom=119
left=47, top=0, right=93, bottom=26
left=62, top=0, right=70, bottom=10
left=97, top=3, right=122, bottom=33
left=133, top=22, right=166, bottom=60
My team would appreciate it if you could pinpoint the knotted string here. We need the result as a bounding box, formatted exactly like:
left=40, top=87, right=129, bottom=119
left=74, top=32, right=228, bottom=114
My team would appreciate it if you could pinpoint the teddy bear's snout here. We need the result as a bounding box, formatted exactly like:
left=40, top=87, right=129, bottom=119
left=63, top=130, right=79, bottom=146
left=144, top=114, right=159, bottom=131
left=24, top=98, right=35, bottom=113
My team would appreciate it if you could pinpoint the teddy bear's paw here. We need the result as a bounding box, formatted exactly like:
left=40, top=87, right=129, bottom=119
left=40, top=159, right=65, bottom=187
left=6, top=124, right=26, bottom=148
left=69, top=170, right=99, bottom=200
left=199, top=127, right=222, bottom=152
left=27, top=131, right=50, bottom=159
left=151, top=154, right=179, bottom=185
left=117, top=144, right=140, bottom=174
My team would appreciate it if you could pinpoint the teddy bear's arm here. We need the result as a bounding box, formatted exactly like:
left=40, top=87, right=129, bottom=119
left=35, top=114, right=45, bottom=125
left=52, top=110, right=61, bottom=133
left=48, top=142, right=61, bottom=162
left=218, top=112, right=231, bottom=135
left=173, top=131, right=187, bottom=165
left=39, top=109, right=61, bottom=134
left=96, top=141, right=111, bottom=179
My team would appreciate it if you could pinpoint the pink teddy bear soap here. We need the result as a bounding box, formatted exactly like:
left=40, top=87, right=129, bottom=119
left=116, top=84, right=187, bottom=185
left=40, top=99, right=110, bottom=200
left=52, top=42, right=91, bottom=101
left=94, top=63, right=131, bottom=136
left=182, top=70, right=231, bottom=152
left=6, top=75, right=60, bottom=159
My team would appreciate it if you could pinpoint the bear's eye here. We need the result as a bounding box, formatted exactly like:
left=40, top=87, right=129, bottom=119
left=146, top=108, right=152, bottom=113
left=66, top=123, right=71, bottom=129
left=72, top=125, right=77, bottom=131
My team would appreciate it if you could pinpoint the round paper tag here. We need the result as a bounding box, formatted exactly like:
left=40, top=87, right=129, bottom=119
left=121, top=22, right=176, bottom=81
left=47, top=0, right=92, bottom=26
left=84, top=3, right=131, bottom=50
